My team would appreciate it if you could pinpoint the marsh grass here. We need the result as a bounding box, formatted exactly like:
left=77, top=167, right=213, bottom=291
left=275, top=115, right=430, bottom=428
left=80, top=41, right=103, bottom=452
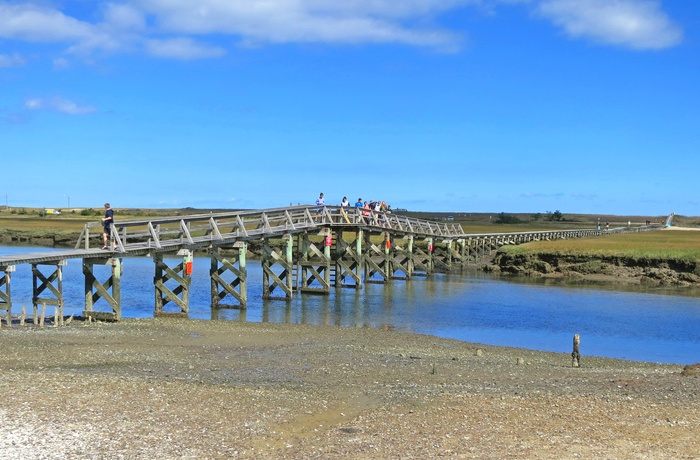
left=459, top=224, right=579, bottom=234
left=501, top=229, right=700, bottom=262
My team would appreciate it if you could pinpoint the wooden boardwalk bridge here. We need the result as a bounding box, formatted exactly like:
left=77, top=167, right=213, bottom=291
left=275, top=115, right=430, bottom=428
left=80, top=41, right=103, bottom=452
left=0, top=205, right=651, bottom=322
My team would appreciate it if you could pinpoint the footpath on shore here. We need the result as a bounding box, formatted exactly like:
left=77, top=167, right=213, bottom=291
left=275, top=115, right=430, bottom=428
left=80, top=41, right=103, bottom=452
left=1, top=318, right=699, bottom=459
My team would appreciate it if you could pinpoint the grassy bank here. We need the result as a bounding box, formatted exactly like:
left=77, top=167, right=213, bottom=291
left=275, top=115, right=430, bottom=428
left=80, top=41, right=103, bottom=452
left=499, top=229, right=700, bottom=262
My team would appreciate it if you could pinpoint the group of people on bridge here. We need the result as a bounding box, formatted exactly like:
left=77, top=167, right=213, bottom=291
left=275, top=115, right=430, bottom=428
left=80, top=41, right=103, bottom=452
left=316, top=193, right=393, bottom=226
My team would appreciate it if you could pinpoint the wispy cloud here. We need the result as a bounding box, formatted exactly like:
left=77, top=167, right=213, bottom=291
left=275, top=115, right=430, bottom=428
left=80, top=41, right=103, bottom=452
left=0, top=3, right=94, bottom=42
left=140, top=0, right=465, bottom=50
left=536, top=0, right=682, bottom=49
left=0, top=1, right=467, bottom=58
left=0, top=0, right=683, bottom=61
left=0, top=53, right=26, bottom=68
left=24, top=97, right=96, bottom=115
left=521, top=192, right=566, bottom=198
left=145, top=38, right=226, bottom=60
left=2, top=111, right=31, bottom=124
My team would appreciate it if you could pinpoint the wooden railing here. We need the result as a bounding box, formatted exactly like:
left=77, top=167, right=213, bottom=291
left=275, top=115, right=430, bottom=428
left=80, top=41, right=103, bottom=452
left=76, top=205, right=466, bottom=253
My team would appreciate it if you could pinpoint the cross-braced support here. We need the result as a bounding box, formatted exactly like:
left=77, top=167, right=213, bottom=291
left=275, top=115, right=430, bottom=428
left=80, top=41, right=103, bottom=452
left=364, top=232, right=392, bottom=284
left=262, top=235, right=293, bottom=300
left=296, top=230, right=332, bottom=295
left=335, top=230, right=363, bottom=289
left=83, top=257, right=122, bottom=321
left=32, top=261, right=66, bottom=320
left=154, top=250, right=192, bottom=317
left=432, top=239, right=453, bottom=273
left=390, top=235, right=414, bottom=280
left=466, top=237, right=486, bottom=262
left=210, top=243, right=247, bottom=310
left=412, top=238, right=433, bottom=276
left=0, top=265, right=14, bottom=324
left=466, top=236, right=500, bottom=262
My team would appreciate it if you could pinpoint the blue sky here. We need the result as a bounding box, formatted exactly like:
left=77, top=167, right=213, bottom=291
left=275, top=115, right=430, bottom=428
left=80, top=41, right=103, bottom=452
left=1, top=1, right=697, bottom=215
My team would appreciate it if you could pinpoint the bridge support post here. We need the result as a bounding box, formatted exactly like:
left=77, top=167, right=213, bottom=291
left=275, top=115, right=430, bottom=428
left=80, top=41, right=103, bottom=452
left=456, top=239, right=467, bottom=269
left=0, top=265, right=14, bottom=325
left=384, top=232, right=394, bottom=278
left=154, top=250, right=191, bottom=318
left=83, top=257, right=122, bottom=321
left=408, top=235, right=415, bottom=276
left=324, top=232, right=332, bottom=289
left=262, top=235, right=293, bottom=300
left=297, top=231, right=332, bottom=295
left=210, top=243, right=247, bottom=310
left=32, top=261, right=66, bottom=322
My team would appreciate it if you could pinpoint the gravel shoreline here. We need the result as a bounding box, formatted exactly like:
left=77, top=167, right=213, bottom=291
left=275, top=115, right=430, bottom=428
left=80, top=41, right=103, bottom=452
left=1, top=318, right=699, bottom=459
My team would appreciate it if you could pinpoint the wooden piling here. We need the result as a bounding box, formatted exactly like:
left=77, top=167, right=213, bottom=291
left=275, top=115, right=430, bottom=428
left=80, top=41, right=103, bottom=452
left=571, top=334, right=581, bottom=367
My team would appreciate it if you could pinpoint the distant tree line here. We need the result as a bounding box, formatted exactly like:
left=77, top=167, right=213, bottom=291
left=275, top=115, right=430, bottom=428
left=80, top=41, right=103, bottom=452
left=494, top=210, right=565, bottom=224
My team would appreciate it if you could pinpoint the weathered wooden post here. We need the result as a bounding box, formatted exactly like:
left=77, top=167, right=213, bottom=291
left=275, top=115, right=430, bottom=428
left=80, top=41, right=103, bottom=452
left=40, top=302, right=46, bottom=328
left=324, top=232, right=332, bottom=289
left=426, top=237, right=434, bottom=274
left=571, top=333, right=581, bottom=367
left=286, top=234, right=294, bottom=295
left=356, top=229, right=363, bottom=288
left=0, top=265, right=13, bottom=327
left=384, top=232, right=393, bottom=278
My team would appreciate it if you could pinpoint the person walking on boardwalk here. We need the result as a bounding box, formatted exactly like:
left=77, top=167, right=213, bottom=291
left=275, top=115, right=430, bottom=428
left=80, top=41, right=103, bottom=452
left=354, top=198, right=364, bottom=224
left=362, top=200, right=371, bottom=224
left=341, top=196, right=349, bottom=207
left=101, top=203, right=114, bottom=250
left=315, top=193, right=324, bottom=222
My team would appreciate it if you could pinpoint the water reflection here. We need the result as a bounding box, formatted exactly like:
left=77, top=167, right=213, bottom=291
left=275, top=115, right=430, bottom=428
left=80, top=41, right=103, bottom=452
left=1, top=245, right=700, bottom=364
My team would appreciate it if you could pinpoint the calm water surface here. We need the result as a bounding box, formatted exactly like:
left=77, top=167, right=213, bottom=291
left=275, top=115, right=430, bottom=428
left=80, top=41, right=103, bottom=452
left=2, top=245, right=699, bottom=364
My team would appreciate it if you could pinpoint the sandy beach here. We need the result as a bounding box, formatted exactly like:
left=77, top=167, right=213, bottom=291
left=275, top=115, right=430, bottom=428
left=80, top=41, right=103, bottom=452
left=1, top=318, right=699, bottom=459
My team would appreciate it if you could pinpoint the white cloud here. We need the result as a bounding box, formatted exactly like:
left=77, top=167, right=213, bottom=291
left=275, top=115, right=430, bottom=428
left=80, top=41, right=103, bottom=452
left=145, top=38, right=226, bottom=60
left=536, top=0, right=682, bottom=49
left=102, top=3, right=146, bottom=31
left=0, top=1, right=467, bottom=56
left=138, top=0, right=464, bottom=50
left=0, top=3, right=93, bottom=41
left=0, top=53, right=26, bottom=68
left=52, top=57, right=70, bottom=69
left=25, top=97, right=96, bottom=115
left=0, top=0, right=683, bottom=60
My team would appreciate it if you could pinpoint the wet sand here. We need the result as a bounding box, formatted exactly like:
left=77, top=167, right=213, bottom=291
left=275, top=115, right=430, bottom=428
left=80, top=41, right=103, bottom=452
left=1, top=318, right=699, bottom=459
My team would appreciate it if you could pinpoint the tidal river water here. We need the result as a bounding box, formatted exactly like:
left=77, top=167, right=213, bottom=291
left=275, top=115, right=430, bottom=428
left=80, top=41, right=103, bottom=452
left=2, top=245, right=700, bottom=365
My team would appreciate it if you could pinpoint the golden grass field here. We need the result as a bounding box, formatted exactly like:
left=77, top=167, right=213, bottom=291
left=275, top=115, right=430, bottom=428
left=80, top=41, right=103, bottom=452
left=501, top=228, right=700, bottom=262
